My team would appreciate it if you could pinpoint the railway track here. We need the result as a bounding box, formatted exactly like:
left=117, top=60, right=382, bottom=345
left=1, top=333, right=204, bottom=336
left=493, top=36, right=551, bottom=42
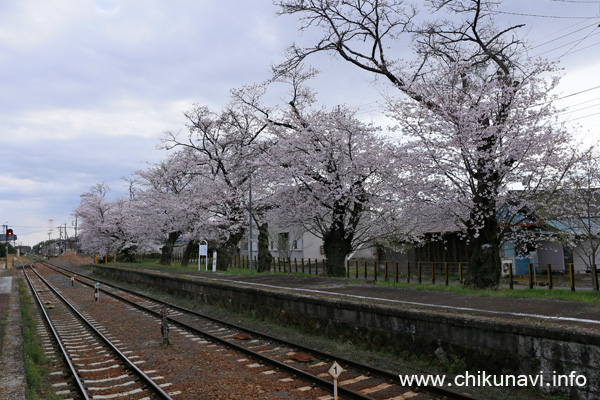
left=23, top=264, right=174, bottom=400
left=32, top=260, right=478, bottom=400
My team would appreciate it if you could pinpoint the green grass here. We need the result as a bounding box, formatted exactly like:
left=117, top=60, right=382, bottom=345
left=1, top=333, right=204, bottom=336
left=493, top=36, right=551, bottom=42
left=109, top=259, right=192, bottom=271
left=366, top=277, right=600, bottom=303
left=18, top=279, right=62, bottom=400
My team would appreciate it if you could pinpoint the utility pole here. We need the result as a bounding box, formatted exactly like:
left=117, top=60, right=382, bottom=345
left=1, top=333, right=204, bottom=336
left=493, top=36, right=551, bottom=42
left=3, top=224, right=7, bottom=270
left=64, top=223, right=68, bottom=251
left=59, top=225, right=63, bottom=255
left=249, top=175, right=253, bottom=274
left=72, top=215, right=78, bottom=239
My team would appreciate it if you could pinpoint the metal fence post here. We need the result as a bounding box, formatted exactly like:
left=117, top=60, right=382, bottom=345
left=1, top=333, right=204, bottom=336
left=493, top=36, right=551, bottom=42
left=569, top=263, right=575, bottom=292
left=509, top=262, right=513, bottom=289
left=444, top=262, right=449, bottom=286
left=385, top=261, right=388, bottom=281
left=373, top=260, right=377, bottom=282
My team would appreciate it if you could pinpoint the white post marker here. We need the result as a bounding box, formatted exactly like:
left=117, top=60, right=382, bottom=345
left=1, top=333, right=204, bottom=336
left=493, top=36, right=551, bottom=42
left=212, top=251, right=217, bottom=272
left=328, top=361, right=343, bottom=400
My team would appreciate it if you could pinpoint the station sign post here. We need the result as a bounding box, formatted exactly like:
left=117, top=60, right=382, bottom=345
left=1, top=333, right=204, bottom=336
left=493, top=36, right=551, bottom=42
left=198, top=240, right=208, bottom=271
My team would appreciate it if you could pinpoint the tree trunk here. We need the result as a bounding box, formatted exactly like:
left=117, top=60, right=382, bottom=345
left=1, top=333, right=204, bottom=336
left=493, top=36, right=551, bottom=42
left=215, top=230, right=244, bottom=271
left=464, top=187, right=501, bottom=289
left=160, top=231, right=180, bottom=266
left=465, top=223, right=501, bottom=289
left=257, top=222, right=273, bottom=273
left=323, top=223, right=352, bottom=277
left=118, top=247, right=138, bottom=263
left=181, top=239, right=194, bottom=267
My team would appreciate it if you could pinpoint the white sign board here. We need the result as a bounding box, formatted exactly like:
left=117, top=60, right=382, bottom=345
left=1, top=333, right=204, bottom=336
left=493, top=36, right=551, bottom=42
left=199, top=244, right=208, bottom=257
left=329, top=361, right=343, bottom=400
left=329, top=361, right=343, bottom=379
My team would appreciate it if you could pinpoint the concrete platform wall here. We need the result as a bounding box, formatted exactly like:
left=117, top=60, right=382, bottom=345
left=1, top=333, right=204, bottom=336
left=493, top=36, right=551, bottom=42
left=93, top=265, right=600, bottom=399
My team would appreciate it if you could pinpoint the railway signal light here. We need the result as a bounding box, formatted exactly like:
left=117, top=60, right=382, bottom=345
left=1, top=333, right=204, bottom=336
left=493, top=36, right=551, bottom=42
left=6, top=229, right=13, bottom=237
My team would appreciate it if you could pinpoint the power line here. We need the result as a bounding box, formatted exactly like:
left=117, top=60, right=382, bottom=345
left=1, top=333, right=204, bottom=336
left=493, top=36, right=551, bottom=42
left=529, top=22, right=599, bottom=50
left=496, top=10, right=600, bottom=19
left=529, top=18, right=593, bottom=45
left=553, top=39, right=600, bottom=58
left=564, top=102, right=600, bottom=114
left=545, top=0, right=600, bottom=3
left=564, top=110, right=600, bottom=122
left=559, top=24, right=600, bottom=57
left=556, top=85, right=600, bottom=101
left=533, top=29, right=600, bottom=56
left=560, top=95, right=600, bottom=109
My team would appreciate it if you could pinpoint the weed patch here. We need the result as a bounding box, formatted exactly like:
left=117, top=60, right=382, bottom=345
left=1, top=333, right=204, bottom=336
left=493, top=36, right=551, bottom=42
left=18, top=279, right=61, bottom=400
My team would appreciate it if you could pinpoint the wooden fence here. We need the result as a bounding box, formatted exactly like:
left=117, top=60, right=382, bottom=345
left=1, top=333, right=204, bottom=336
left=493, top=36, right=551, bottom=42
left=102, top=252, right=600, bottom=292
left=229, top=255, right=600, bottom=291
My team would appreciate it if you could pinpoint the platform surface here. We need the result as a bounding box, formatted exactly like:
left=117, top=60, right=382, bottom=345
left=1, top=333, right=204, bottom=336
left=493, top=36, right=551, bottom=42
left=0, top=277, right=12, bottom=294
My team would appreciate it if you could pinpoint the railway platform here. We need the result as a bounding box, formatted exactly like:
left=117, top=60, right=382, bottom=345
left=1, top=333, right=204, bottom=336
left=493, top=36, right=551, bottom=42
left=111, top=265, right=600, bottom=333
left=0, top=268, right=26, bottom=399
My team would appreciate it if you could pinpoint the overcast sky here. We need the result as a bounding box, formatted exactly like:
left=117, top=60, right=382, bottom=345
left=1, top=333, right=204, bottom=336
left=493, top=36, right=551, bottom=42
left=2, top=0, right=599, bottom=247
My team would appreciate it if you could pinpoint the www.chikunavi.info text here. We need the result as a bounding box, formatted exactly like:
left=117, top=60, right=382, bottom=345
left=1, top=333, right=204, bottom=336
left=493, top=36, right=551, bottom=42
left=399, top=371, right=587, bottom=388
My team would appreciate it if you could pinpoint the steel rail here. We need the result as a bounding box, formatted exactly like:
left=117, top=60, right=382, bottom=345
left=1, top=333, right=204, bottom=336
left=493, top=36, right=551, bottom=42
left=28, top=263, right=174, bottom=400
left=23, top=264, right=90, bottom=400
left=40, top=261, right=377, bottom=399
left=46, top=260, right=479, bottom=400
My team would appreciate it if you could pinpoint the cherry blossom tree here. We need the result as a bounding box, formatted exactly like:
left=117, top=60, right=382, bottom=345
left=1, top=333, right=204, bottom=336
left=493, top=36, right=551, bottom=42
left=162, top=97, right=274, bottom=270
left=75, top=183, right=141, bottom=260
left=275, top=0, right=576, bottom=288
left=129, top=149, right=204, bottom=266
left=263, top=86, right=404, bottom=276
left=394, top=58, right=574, bottom=288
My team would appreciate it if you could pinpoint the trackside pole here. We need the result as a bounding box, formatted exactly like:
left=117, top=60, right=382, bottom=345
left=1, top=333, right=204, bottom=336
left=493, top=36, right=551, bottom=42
left=161, top=306, right=170, bottom=345
left=94, top=282, right=100, bottom=302
left=329, top=361, right=342, bottom=400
